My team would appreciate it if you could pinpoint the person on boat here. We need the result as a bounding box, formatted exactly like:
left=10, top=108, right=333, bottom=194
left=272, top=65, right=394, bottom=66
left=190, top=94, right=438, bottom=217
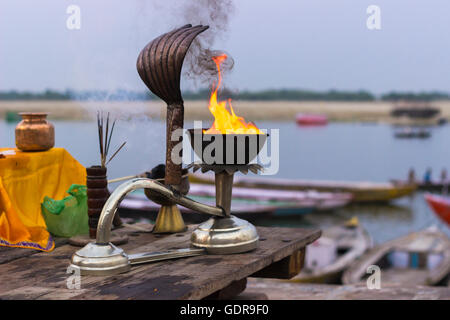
left=441, top=169, right=448, bottom=194
left=440, top=168, right=447, bottom=182
left=424, top=168, right=432, bottom=184
left=408, top=168, right=416, bottom=183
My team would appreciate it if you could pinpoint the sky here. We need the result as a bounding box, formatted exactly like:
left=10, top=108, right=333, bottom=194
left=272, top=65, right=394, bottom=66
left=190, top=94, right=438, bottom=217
left=0, top=0, right=449, bottom=94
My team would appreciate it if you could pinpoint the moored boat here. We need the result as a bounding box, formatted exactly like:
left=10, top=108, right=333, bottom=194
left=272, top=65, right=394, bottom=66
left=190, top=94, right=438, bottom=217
left=291, top=218, right=373, bottom=284
left=189, top=174, right=417, bottom=203
left=188, top=184, right=352, bottom=213
left=425, top=194, right=450, bottom=226
left=117, top=187, right=318, bottom=222
left=391, top=179, right=450, bottom=192
left=296, top=113, right=328, bottom=126
left=394, top=127, right=431, bottom=139
left=119, top=192, right=278, bottom=223
left=342, top=227, right=450, bottom=286
left=117, top=183, right=351, bottom=220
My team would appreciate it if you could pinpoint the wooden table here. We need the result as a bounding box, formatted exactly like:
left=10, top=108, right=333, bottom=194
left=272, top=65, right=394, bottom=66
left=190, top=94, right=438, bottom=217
left=0, top=224, right=320, bottom=300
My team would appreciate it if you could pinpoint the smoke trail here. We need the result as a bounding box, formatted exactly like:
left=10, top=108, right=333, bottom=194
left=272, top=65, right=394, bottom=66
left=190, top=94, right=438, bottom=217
left=151, top=0, right=236, bottom=86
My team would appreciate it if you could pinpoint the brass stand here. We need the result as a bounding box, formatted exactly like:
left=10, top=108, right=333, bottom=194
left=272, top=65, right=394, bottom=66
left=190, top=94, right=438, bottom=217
left=144, top=174, right=189, bottom=234
left=191, top=170, right=259, bottom=254
left=215, top=172, right=234, bottom=215
left=153, top=204, right=186, bottom=234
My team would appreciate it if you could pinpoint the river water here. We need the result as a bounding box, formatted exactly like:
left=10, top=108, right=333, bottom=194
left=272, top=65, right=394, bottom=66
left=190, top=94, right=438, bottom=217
left=1, top=119, right=449, bottom=244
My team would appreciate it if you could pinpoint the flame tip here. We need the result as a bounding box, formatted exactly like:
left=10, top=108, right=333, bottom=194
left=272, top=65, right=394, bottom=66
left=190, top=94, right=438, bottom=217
left=205, top=54, right=262, bottom=135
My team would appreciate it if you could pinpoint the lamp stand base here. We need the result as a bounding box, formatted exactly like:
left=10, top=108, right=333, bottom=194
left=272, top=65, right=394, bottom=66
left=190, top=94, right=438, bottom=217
left=191, top=215, right=259, bottom=254
left=152, top=204, right=187, bottom=234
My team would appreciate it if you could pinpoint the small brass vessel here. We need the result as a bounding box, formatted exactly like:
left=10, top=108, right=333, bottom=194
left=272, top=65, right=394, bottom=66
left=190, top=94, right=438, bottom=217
left=15, top=112, right=55, bottom=151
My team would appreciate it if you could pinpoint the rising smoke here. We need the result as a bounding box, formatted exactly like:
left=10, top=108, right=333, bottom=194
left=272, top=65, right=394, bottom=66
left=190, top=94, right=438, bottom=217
left=152, top=0, right=236, bottom=86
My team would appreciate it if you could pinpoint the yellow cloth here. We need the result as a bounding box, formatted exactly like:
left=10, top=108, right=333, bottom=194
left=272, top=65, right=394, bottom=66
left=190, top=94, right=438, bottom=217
left=0, top=148, right=86, bottom=251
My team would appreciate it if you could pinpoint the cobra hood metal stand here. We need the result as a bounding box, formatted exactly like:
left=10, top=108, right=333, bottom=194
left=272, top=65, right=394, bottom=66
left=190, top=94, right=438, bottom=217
left=136, top=24, right=209, bottom=233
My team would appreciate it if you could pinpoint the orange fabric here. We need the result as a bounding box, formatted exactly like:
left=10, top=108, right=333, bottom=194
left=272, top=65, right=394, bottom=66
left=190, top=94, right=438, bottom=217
left=0, top=148, right=86, bottom=251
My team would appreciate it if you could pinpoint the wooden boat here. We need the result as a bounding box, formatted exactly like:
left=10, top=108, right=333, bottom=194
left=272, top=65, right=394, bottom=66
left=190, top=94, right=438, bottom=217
left=425, top=194, right=450, bottom=226
left=342, top=227, right=450, bottom=286
left=245, top=278, right=450, bottom=300
left=119, top=194, right=277, bottom=223
left=117, top=182, right=352, bottom=219
left=291, top=218, right=373, bottom=284
left=189, top=174, right=417, bottom=203
left=296, top=114, right=328, bottom=126
left=117, top=187, right=318, bottom=222
left=5, top=111, right=21, bottom=123
left=394, top=128, right=431, bottom=139
left=419, top=181, right=450, bottom=192
left=391, top=179, right=450, bottom=192
left=120, top=194, right=282, bottom=215
left=188, top=184, right=352, bottom=213
left=391, top=106, right=440, bottom=119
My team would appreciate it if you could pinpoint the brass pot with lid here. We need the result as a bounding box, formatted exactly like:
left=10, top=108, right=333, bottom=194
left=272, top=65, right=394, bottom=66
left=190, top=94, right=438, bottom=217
left=15, top=112, right=55, bottom=151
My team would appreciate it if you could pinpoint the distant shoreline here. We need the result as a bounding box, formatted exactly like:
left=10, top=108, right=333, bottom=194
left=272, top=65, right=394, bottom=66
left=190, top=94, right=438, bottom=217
left=1, top=100, right=449, bottom=123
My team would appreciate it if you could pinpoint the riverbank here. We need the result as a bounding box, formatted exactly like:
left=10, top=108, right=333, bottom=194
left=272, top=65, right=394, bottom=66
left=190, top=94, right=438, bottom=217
left=2, top=100, right=450, bottom=122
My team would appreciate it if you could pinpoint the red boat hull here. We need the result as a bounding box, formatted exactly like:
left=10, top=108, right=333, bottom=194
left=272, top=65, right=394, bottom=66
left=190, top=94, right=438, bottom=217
left=296, top=114, right=328, bottom=126
left=425, top=194, right=450, bottom=226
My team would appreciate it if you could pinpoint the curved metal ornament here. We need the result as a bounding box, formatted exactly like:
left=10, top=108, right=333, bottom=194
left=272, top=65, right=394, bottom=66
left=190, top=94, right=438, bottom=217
left=137, top=24, right=209, bottom=104
left=137, top=24, right=209, bottom=186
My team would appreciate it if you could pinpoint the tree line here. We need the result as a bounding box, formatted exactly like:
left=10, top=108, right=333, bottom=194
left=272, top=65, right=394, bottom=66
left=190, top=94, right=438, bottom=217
left=0, top=89, right=449, bottom=102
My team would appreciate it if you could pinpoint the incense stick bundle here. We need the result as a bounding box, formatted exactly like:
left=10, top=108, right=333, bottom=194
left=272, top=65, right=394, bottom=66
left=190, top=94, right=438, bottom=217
left=97, top=112, right=126, bottom=168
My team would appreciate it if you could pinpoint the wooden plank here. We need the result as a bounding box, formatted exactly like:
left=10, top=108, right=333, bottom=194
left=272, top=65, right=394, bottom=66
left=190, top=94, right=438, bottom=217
left=0, top=225, right=320, bottom=300
left=205, top=279, right=247, bottom=300
left=0, top=223, right=152, bottom=265
left=242, top=278, right=450, bottom=300
left=0, top=237, right=68, bottom=264
left=0, top=246, right=41, bottom=265
left=1, top=286, right=89, bottom=300
left=251, top=249, right=305, bottom=279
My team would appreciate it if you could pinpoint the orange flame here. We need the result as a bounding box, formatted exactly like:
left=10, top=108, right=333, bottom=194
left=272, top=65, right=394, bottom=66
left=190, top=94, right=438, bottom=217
left=204, top=54, right=262, bottom=134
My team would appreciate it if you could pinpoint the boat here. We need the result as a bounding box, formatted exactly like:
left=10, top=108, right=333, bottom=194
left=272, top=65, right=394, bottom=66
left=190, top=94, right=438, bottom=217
left=394, top=127, right=431, bottom=139
left=119, top=193, right=277, bottom=223
left=189, top=184, right=316, bottom=217
left=342, top=227, right=450, bottom=286
left=5, top=111, right=21, bottom=123
left=117, top=182, right=352, bottom=220
left=188, top=184, right=352, bottom=213
left=421, top=181, right=449, bottom=192
left=425, top=194, right=450, bottom=226
left=390, top=102, right=442, bottom=126
left=291, top=218, right=373, bottom=284
left=438, top=117, right=447, bottom=126
left=391, top=179, right=450, bottom=192
left=390, top=105, right=440, bottom=119
left=296, top=114, right=328, bottom=126
left=189, top=173, right=417, bottom=203
left=117, top=187, right=319, bottom=222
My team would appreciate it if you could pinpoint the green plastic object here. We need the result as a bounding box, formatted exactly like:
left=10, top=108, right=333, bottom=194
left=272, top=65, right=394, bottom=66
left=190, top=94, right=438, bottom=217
left=41, top=184, right=89, bottom=237
left=5, top=111, right=21, bottom=123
